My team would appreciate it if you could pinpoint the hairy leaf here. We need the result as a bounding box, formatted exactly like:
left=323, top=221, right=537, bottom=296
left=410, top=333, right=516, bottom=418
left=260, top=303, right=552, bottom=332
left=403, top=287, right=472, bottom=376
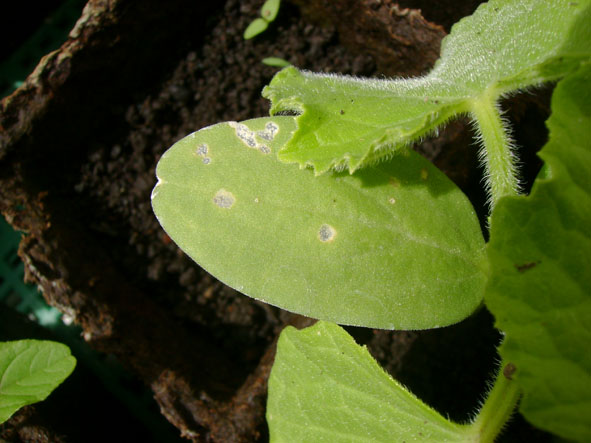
left=263, top=0, right=591, bottom=173
left=0, top=340, right=76, bottom=423
left=267, top=321, right=472, bottom=442
left=152, top=117, right=487, bottom=329
left=486, top=63, right=591, bottom=441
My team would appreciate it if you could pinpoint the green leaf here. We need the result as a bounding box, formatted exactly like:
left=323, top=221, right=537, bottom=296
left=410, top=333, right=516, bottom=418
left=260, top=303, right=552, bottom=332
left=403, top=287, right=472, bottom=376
left=152, top=116, right=487, bottom=329
left=264, top=66, right=461, bottom=174
left=0, top=340, right=76, bottom=423
left=262, top=57, right=291, bottom=68
left=485, top=62, right=591, bottom=441
left=263, top=0, right=591, bottom=174
left=244, top=17, right=269, bottom=40
left=267, top=321, right=471, bottom=442
left=261, top=0, right=280, bottom=22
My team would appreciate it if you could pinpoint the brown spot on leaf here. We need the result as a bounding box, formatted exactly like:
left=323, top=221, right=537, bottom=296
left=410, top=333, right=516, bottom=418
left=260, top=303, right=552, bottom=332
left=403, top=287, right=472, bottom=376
left=515, top=261, right=540, bottom=273
left=503, top=362, right=517, bottom=380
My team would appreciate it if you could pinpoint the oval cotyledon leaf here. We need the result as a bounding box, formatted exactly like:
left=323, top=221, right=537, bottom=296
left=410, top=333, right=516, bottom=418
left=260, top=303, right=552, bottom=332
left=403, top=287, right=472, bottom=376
left=152, top=116, right=487, bottom=329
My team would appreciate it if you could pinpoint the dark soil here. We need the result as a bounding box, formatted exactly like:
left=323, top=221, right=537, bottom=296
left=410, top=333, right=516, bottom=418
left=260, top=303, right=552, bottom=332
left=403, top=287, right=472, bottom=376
left=0, top=0, right=553, bottom=441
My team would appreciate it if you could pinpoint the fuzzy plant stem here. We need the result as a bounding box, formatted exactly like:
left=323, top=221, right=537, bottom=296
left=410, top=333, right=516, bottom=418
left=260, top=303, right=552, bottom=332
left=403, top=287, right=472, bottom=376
left=469, top=92, right=520, bottom=211
left=464, top=361, right=522, bottom=442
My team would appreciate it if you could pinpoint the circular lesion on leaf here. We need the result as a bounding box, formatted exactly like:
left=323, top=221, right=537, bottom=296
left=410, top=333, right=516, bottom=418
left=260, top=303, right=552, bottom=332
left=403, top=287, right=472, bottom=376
left=213, top=189, right=235, bottom=209
left=318, top=224, right=336, bottom=242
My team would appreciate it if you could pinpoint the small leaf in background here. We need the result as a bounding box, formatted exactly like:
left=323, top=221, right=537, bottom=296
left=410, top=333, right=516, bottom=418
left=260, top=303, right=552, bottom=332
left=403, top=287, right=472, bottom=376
left=267, top=321, right=471, bottom=442
left=261, top=0, right=280, bottom=22
left=262, top=57, right=291, bottom=68
left=0, top=340, right=76, bottom=423
left=486, top=62, right=591, bottom=441
left=263, top=0, right=591, bottom=173
left=152, top=116, right=487, bottom=329
left=244, top=17, right=269, bottom=40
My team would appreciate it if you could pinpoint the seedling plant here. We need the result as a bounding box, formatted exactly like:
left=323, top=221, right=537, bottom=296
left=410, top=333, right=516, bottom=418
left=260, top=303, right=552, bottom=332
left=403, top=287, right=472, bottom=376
left=152, top=0, right=590, bottom=441
left=244, top=0, right=291, bottom=68
left=244, top=0, right=282, bottom=40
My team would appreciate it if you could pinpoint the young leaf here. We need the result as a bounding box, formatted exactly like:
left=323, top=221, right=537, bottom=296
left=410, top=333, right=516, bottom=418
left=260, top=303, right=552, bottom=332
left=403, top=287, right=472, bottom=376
left=485, top=63, right=591, bottom=441
left=244, top=17, right=269, bottom=40
left=267, top=321, right=472, bottom=442
left=0, top=340, right=76, bottom=423
left=152, top=116, right=487, bottom=329
left=262, top=57, right=291, bottom=68
left=261, top=0, right=280, bottom=22
left=263, top=0, right=591, bottom=174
